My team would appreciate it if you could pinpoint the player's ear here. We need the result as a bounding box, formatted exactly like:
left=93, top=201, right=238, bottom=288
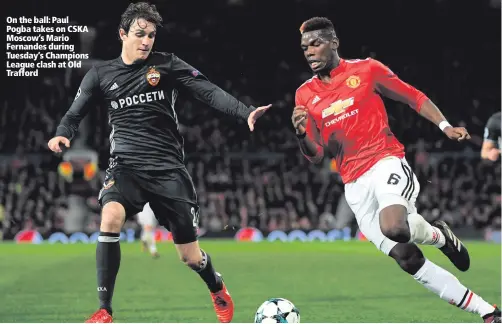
left=119, top=28, right=128, bottom=41
left=331, top=37, right=339, bottom=50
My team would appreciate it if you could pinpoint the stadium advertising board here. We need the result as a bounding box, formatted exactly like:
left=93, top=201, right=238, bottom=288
left=9, top=227, right=499, bottom=244
left=10, top=227, right=360, bottom=244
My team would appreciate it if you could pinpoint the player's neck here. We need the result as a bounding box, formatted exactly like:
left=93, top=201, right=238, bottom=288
left=317, top=57, right=341, bottom=84
left=121, top=51, right=134, bottom=65
left=120, top=50, right=147, bottom=66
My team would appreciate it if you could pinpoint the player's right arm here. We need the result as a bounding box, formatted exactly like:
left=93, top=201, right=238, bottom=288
left=169, top=55, right=270, bottom=131
left=48, top=67, right=100, bottom=153
left=481, top=113, right=500, bottom=161
left=370, top=58, right=470, bottom=142
left=293, top=92, right=324, bottom=164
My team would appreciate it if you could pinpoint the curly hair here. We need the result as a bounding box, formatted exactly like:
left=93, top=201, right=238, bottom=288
left=118, top=2, right=163, bottom=37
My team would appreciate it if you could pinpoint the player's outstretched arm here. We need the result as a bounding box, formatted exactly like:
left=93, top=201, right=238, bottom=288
left=417, top=100, right=470, bottom=141
left=171, top=55, right=271, bottom=131
left=371, top=59, right=470, bottom=142
left=293, top=105, right=324, bottom=164
left=481, top=114, right=501, bottom=161
left=48, top=67, right=100, bottom=153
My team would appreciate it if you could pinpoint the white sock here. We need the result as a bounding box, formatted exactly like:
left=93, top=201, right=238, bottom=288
left=148, top=230, right=157, bottom=253
left=413, top=259, right=495, bottom=317
left=407, top=213, right=445, bottom=248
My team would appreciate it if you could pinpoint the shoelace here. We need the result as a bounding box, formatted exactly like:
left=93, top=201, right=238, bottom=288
left=215, top=296, right=227, bottom=307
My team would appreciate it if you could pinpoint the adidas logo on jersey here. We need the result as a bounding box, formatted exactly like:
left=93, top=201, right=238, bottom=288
left=312, top=95, right=321, bottom=105
left=110, top=83, right=119, bottom=90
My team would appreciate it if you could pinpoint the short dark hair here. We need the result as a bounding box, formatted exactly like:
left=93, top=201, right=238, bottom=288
left=299, top=17, right=335, bottom=34
left=118, top=2, right=163, bottom=36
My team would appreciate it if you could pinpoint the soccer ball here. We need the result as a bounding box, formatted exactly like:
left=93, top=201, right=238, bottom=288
left=254, top=298, right=300, bottom=323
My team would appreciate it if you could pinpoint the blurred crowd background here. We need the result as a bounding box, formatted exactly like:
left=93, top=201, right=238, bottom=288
left=1, top=0, right=500, bottom=240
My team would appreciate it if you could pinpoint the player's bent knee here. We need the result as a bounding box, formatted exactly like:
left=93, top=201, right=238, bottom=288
left=176, top=241, right=204, bottom=269
left=181, top=253, right=204, bottom=270
left=101, top=201, right=126, bottom=232
left=381, top=225, right=411, bottom=243
left=379, top=204, right=410, bottom=243
left=184, top=258, right=204, bottom=271
left=389, top=243, right=425, bottom=275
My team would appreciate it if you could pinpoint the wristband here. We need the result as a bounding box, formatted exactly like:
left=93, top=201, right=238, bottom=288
left=296, top=132, right=307, bottom=139
left=439, top=121, right=452, bottom=132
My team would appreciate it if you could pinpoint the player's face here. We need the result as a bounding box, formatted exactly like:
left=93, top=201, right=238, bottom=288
left=301, top=30, right=338, bottom=73
left=120, top=18, right=156, bottom=63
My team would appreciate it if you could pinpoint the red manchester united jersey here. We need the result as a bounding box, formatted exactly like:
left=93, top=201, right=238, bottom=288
left=295, top=58, right=428, bottom=184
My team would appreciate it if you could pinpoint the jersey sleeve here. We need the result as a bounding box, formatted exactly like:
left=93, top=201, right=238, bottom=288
left=295, top=90, right=324, bottom=164
left=370, top=59, right=428, bottom=112
left=170, top=55, right=256, bottom=120
left=484, top=113, right=500, bottom=142
left=55, top=67, right=100, bottom=140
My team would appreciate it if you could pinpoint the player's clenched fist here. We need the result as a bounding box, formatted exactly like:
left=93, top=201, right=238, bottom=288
left=48, top=136, right=70, bottom=153
left=443, top=126, right=471, bottom=142
left=292, top=106, right=308, bottom=135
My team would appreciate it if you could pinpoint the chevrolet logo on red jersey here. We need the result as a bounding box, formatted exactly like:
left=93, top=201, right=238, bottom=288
left=322, top=97, right=354, bottom=118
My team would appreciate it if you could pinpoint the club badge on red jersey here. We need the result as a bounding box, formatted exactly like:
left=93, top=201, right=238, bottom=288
left=346, top=75, right=361, bottom=88
left=146, top=67, right=160, bottom=86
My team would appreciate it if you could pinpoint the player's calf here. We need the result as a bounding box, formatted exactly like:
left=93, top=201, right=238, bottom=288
left=176, top=242, right=223, bottom=293
left=94, top=202, right=126, bottom=316
left=388, top=243, right=496, bottom=320
left=379, top=205, right=411, bottom=243
left=388, top=242, right=425, bottom=275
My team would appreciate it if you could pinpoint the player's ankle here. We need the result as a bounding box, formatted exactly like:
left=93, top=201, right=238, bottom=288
left=408, top=213, right=445, bottom=247
left=209, top=275, right=223, bottom=293
left=99, top=305, right=113, bottom=316
left=431, top=226, right=446, bottom=248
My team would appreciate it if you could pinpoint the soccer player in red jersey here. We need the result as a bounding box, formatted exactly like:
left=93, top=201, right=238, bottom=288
left=293, top=17, right=500, bottom=323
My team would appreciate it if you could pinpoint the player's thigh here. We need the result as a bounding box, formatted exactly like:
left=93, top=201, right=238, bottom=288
left=137, top=202, right=157, bottom=227
left=361, top=213, right=399, bottom=255
left=149, top=167, right=199, bottom=244
left=344, top=173, right=376, bottom=225
left=371, top=157, right=421, bottom=214
left=149, top=197, right=199, bottom=245
left=345, top=175, right=397, bottom=255
left=98, top=168, right=148, bottom=220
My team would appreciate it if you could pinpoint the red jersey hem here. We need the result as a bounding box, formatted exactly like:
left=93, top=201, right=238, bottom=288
left=341, top=152, right=406, bottom=184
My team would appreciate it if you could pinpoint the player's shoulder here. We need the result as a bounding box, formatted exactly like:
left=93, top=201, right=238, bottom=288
left=487, top=111, right=502, bottom=126
left=150, top=51, right=174, bottom=60
left=296, top=75, right=317, bottom=94
left=148, top=51, right=175, bottom=65
left=95, top=58, right=117, bottom=68
left=91, top=58, right=122, bottom=77
left=344, top=57, right=382, bottom=71
left=344, top=57, right=372, bottom=65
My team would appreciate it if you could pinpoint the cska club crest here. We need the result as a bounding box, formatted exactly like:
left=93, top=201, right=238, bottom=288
left=146, top=67, right=161, bottom=86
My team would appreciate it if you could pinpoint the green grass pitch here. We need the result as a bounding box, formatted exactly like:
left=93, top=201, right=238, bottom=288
left=0, top=240, right=499, bottom=322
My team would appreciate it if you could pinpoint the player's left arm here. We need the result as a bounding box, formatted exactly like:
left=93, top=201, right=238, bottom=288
left=481, top=114, right=500, bottom=161
left=170, top=55, right=270, bottom=131
left=371, top=59, right=470, bottom=141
